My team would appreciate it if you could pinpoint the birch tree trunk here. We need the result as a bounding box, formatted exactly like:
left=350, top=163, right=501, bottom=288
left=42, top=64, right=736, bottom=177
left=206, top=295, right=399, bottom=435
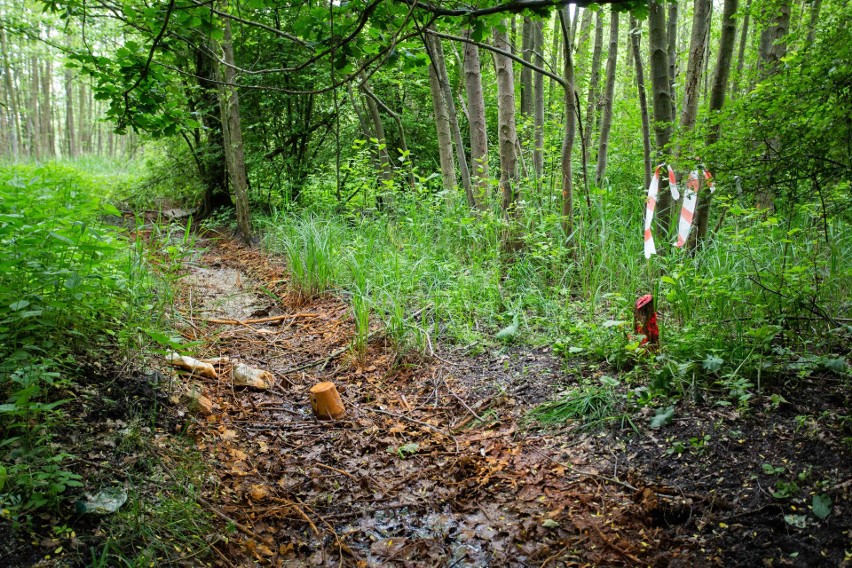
left=463, top=30, right=488, bottom=202
left=41, top=58, right=54, bottom=158
left=691, top=0, right=739, bottom=249
left=520, top=17, right=533, bottom=117
left=595, top=10, right=619, bottom=186
left=532, top=20, right=545, bottom=181
left=558, top=8, right=577, bottom=245
left=680, top=0, right=712, bottom=134
left=630, top=16, right=652, bottom=190
left=648, top=0, right=676, bottom=242
left=667, top=2, right=679, bottom=120
left=217, top=19, right=252, bottom=243
left=583, top=10, right=603, bottom=174
left=492, top=24, right=519, bottom=221
left=428, top=52, right=457, bottom=192
left=731, top=0, right=752, bottom=98
left=426, top=32, right=475, bottom=207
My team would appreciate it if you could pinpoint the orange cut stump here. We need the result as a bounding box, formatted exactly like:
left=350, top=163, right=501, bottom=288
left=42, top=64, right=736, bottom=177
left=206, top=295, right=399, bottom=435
left=309, top=381, right=346, bottom=420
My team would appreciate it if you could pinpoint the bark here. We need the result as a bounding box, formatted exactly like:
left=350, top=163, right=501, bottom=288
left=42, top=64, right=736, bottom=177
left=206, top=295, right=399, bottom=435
left=194, top=43, right=230, bottom=217
left=630, top=16, right=652, bottom=190
left=41, top=59, right=54, bottom=158
left=583, top=10, right=603, bottom=172
left=361, top=81, right=393, bottom=187
left=64, top=65, right=76, bottom=159
left=428, top=51, right=457, bottom=192
left=520, top=17, right=533, bottom=117
left=558, top=8, right=577, bottom=244
left=217, top=19, right=252, bottom=243
left=691, top=0, right=739, bottom=249
left=0, top=26, right=20, bottom=160
left=758, top=1, right=791, bottom=78
left=806, top=0, right=822, bottom=45
left=731, top=0, right=752, bottom=98
left=666, top=2, right=678, bottom=119
left=648, top=0, right=676, bottom=242
left=549, top=16, right=561, bottom=96
left=426, top=31, right=475, bottom=207
left=532, top=20, right=545, bottom=181
left=463, top=29, right=489, bottom=201
left=492, top=24, right=519, bottom=220
left=30, top=54, right=41, bottom=160
left=595, top=10, right=619, bottom=186
left=680, top=0, right=712, bottom=133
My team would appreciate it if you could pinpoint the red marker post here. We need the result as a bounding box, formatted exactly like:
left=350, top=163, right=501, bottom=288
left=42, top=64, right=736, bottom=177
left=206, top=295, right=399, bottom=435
left=634, top=294, right=659, bottom=348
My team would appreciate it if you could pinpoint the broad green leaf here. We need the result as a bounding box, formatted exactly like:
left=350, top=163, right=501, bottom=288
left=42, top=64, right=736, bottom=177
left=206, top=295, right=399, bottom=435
left=812, top=494, right=832, bottom=520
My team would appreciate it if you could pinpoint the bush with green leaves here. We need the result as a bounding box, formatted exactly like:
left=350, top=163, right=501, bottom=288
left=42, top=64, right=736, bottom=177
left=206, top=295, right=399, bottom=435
left=0, top=163, right=157, bottom=523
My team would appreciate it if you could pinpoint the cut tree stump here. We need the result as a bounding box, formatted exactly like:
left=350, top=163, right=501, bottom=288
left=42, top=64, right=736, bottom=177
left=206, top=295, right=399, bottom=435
left=309, top=382, right=346, bottom=420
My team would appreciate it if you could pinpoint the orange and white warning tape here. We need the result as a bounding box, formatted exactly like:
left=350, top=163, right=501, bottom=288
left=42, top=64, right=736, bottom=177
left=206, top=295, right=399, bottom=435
left=644, top=164, right=715, bottom=256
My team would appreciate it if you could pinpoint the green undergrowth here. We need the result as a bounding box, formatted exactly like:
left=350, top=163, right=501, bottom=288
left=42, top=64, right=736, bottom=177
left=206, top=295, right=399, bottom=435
left=257, top=177, right=850, bottom=408
left=0, top=161, right=214, bottom=564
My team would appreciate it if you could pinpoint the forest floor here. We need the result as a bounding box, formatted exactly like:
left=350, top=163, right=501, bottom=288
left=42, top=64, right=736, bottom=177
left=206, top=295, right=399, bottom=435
left=160, top=234, right=850, bottom=567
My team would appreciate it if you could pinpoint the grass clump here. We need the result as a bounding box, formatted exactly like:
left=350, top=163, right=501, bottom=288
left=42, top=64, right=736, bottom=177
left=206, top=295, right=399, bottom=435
left=527, top=380, right=619, bottom=426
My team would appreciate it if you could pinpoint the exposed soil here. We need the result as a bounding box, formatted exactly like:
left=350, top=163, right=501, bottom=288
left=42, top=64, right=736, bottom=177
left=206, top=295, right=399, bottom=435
left=163, top=235, right=851, bottom=567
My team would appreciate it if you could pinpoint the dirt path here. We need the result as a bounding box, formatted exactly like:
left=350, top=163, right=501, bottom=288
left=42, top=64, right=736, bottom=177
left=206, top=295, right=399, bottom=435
left=170, top=237, right=850, bottom=567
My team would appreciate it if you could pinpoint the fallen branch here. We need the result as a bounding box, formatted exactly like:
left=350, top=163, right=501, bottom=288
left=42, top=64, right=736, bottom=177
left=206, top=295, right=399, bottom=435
left=201, top=313, right=319, bottom=325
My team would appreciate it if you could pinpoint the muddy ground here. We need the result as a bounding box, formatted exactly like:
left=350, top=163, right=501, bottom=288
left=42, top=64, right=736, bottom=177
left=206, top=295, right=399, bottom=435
left=159, top=235, right=850, bottom=567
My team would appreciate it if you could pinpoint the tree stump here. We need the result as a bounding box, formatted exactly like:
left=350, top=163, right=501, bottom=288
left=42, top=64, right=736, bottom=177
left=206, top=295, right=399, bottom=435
left=634, top=294, right=659, bottom=348
left=309, top=382, right=346, bottom=420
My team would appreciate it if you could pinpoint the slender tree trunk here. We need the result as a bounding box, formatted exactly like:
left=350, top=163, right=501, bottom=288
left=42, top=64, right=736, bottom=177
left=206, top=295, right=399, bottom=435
left=680, top=0, right=712, bottom=134
left=630, top=16, right=652, bottom=190
left=64, top=66, right=76, bottom=159
left=30, top=54, right=41, bottom=160
left=426, top=31, right=475, bottom=207
left=428, top=52, right=457, bottom=192
left=595, top=10, right=619, bottom=186
left=758, top=1, right=791, bottom=78
left=549, top=16, right=562, bottom=98
left=702, top=1, right=714, bottom=102
left=217, top=19, right=252, bottom=243
left=648, top=0, right=676, bottom=242
left=806, top=0, right=822, bottom=44
left=1, top=26, right=20, bottom=160
left=667, top=2, right=679, bottom=120
left=520, top=17, right=533, bottom=117
left=731, top=0, right=751, bottom=98
left=583, top=10, right=603, bottom=173
left=359, top=76, right=394, bottom=189
left=492, top=24, right=519, bottom=222
left=463, top=30, right=488, bottom=202
left=194, top=43, right=230, bottom=216
left=691, top=0, right=739, bottom=249
left=558, top=8, right=577, bottom=245
left=532, top=20, right=545, bottom=181
left=41, top=58, right=54, bottom=158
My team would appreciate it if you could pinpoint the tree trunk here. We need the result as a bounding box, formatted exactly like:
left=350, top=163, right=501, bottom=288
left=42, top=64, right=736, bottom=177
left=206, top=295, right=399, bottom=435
left=217, top=19, right=252, bottom=243
left=194, top=43, right=230, bottom=217
left=0, top=26, right=20, bottom=160
left=492, top=24, right=519, bottom=221
left=666, top=1, right=678, bottom=120
left=520, top=17, right=533, bottom=117
left=426, top=31, right=475, bottom=207
left=595, top=10, right=619, bottom=186
left=583, top=10, right=603, bottom=174
left=630, top=16, right=652, bottom=190
left=463, top=30, right=488, bottom=202
left=806, top=0, right=822, bottom=45
left=41, top=58, right=55, bottom=158
left=558, top=8, right=577, bottom=245
left=360, top=78, right=394, bottom=188
left=758, top=1, right=791, bottom=78
left=648, top=0, right=676, bottom=242
left=428, top=50, right=457, bottom=192
left=680, top=0, right=712, bottom=134
left=691, top=0, right=739, bottom=249
left=532, top=20, right=545, bottom=181
left=731, top=0, right=751, bottom=98
left=30, top=54, right=41, bottom=160
left=64, top=65, right=76, bottom=159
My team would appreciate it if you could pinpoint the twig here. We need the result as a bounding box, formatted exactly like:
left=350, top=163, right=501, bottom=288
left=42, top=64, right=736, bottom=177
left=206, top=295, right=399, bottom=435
left=270, top=497, right=320, bottom=536
left=201, top=313, right=319, bottom=325
left=590, top=521, right=642, bottom=564
left=196, top=496, right=269, bottom=542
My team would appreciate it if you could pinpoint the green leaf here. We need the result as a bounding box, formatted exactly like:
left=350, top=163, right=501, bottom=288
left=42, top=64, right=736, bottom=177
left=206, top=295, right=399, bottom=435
left=702, top=355, right=724, bottom=372
left=9, top=300, right=29, bottom=311
left=650, top=406, right=675, bottom=429
left=812, top=494, right=832, bottom=520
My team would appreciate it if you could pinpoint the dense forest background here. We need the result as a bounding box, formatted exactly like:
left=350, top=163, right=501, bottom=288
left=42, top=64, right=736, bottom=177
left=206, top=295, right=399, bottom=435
left=0, top=0, right=850, bottom=564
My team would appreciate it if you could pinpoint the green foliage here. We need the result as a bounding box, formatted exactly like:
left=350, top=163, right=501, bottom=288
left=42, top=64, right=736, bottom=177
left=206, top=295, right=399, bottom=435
left=527, top=379, right=619, bottom=427
left=0, top=163, right=158, bottom=523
